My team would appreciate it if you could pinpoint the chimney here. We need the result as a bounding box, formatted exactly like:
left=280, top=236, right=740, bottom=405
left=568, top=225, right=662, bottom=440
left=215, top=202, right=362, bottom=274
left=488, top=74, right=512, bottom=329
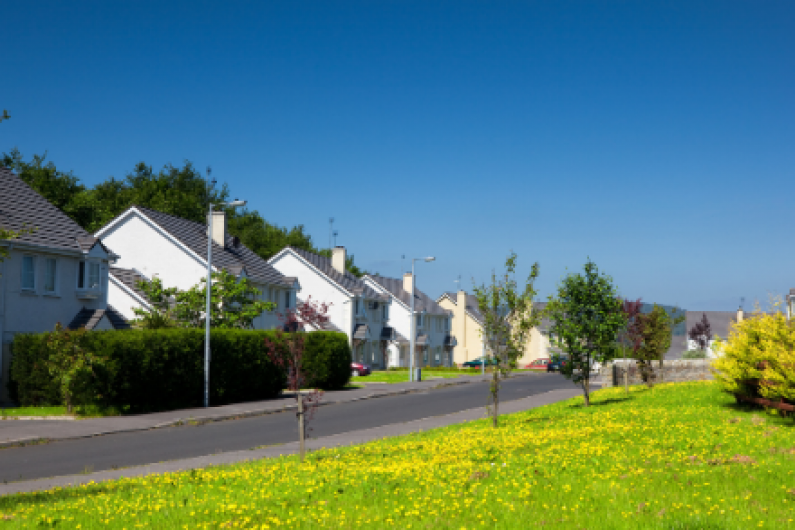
left=737, top=307, right=744, bottom=323
left=403, top=272, right=414, bottom=295
left=331, top=246, right=347, bottom=275
left=210, top=210, right=226, bottom=248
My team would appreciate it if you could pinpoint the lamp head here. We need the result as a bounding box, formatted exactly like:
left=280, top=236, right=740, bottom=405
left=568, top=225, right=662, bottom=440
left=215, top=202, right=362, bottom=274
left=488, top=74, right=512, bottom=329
left=225, top=200, right=247, bottom=208
left=425, top=257, right=436, bottom=262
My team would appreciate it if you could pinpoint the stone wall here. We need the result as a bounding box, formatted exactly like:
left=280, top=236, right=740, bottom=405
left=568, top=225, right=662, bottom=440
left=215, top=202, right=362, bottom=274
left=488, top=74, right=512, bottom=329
left=599, top=359, right=714, bottom=387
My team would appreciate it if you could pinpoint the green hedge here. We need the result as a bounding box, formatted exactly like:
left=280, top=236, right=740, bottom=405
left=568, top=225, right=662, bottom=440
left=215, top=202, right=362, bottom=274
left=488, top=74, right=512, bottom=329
left=9, top=329, right=351, bottom=412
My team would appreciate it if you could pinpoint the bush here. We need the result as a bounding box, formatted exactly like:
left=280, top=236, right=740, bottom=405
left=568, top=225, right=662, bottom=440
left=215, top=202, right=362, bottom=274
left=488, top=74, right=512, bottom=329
left=300, top=332, right=352, bottom=390
left=712, top=311, right=795, bottom=404
left=682, top=349, right=708, bottom=359
left=9, top=329, right=351, bottom=412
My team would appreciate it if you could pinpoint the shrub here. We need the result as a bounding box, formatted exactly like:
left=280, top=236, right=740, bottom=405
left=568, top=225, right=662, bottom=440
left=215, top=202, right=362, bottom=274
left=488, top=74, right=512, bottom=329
left=712, top=311, right=795, bottom=403
left=682, top=349, right=708, bottom=359
left=301, top=332, right=351, bottom=390
left=9, top=329, right=351, bottom=412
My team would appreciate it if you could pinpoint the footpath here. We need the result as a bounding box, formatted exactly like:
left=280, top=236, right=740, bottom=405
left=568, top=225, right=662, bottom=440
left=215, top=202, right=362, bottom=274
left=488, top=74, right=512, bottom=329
left=0, top=371, right=551, bottom=448
left=0, top=386, right=582, bottom=496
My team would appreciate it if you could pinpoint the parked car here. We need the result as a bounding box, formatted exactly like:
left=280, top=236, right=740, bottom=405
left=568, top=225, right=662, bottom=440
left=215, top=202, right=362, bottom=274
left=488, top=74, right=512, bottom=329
left=462, top=356, right=499, bottom=368
left=546, top=357, right=568, bottom=372
left=351, top=362, right=371, bottom=377
left=525, top=358, right=551, bottom=371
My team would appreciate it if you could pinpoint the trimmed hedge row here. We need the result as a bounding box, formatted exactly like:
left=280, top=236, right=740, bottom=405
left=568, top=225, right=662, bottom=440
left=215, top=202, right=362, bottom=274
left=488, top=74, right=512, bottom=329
left=9, top=329, right=351, bottom=412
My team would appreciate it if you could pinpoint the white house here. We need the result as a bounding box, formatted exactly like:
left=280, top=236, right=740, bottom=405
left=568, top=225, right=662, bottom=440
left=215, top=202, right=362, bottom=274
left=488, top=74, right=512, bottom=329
left=0, top=167, right=128, bottom=403
left=363, top=273, right=454, bottom=368
left=268, top=246, right=394, bottom=368
left=95, top=206, right=299, bottom=329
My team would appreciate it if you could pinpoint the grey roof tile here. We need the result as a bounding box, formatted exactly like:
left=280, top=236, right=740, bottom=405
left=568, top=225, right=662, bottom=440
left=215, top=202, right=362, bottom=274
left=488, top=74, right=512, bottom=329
left=287, top=247, right=383, bottom=299
left=127, top=206, right=290, bottom=287
left=0, top=167, right=94, bottom=252
left=110, top=267, right=150, bottom=302
left=368, top=275, right=449, bottom=315
left=67, top=305, right=130, bottom=330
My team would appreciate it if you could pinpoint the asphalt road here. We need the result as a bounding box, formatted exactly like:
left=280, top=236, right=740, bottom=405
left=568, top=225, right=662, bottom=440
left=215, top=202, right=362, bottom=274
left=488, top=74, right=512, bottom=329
left=0, top=373, right=575, bottom=483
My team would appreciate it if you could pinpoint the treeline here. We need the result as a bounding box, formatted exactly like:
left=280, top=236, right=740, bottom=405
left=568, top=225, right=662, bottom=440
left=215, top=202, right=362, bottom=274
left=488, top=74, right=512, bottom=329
left=2, top=149, right=367, bottom=275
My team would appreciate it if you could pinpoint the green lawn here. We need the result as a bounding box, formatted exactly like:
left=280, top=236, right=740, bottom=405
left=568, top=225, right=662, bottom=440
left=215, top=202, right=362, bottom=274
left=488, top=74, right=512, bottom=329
left=1, top=382, right=793, bottom=528
left=0, top=406, right=69, bottom=418
left=356, top=370, right=484, bottom=384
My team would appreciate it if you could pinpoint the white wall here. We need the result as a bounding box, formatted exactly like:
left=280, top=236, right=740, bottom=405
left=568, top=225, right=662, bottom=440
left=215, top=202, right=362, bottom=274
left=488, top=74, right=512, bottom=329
left=100, top=213, right=207, bottom=292
left=269, top=251, right=353, bottom=342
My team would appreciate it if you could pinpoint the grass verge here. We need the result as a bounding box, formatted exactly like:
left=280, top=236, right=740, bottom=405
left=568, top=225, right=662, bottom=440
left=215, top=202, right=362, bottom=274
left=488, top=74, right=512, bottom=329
left=357, top=370, right=484, bottom=384
left=0, top=407, right=69, bottom=418
left=0, top=382, right=793, bottom=528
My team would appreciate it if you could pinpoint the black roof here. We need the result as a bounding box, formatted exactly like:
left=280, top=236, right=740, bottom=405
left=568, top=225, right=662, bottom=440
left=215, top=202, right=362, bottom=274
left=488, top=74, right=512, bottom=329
left=67, top=305, right=130, bottom=330
left=0, top=167, right=95, bottom=253
left=368, top=275, right=449, bottom=315
left=286, top=247, right=383, bottom=299
left=117, top=206, right=290, bottom=287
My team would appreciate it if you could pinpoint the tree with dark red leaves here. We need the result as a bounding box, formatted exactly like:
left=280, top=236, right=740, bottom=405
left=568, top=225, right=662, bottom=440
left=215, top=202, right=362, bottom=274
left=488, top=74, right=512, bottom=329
left=263, top=296, right=331, bottom=462
left=688, top=313, right=712, bottom=352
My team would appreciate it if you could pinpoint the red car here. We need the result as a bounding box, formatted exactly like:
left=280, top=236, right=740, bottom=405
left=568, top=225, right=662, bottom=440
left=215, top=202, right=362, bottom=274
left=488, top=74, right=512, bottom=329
left=351, top=362, right=371, bottom=377
left=525, top=358, right=551, bottom=371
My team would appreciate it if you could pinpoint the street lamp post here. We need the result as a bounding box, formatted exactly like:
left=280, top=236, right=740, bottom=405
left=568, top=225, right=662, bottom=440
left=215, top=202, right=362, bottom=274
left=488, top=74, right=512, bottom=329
left=205, top=199, right=247, bottom=408
left=409, top=256, right=435, bottom=382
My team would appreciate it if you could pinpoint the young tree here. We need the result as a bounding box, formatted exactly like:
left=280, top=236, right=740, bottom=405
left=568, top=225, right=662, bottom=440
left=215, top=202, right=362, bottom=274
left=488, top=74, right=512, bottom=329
left=0, top=225, right=36, bottom=262
left=472, top=252, right=541, bottom=428
left=172, top=270, right=274, bottom=329
left=263, top=297, right=331, bottom=462
left=688, top=313, right=712, bottom=352
left=634, top=305, right=674, bottom=387
left=546, top=260, right=626, bottom=406
left=132, top=277, right=179, bottom=329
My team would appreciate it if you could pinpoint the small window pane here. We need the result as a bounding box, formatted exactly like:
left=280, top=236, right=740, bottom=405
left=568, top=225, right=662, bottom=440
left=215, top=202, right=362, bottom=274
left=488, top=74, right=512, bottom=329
left=44, top=259, right=56, bottom=292
left=285, top=291, right=290, bottom=308
left=21, top=256, right=35, bottom=290
left=88, top=263, right=100, bottom=289
left=78, top=262, right=85, bottom=289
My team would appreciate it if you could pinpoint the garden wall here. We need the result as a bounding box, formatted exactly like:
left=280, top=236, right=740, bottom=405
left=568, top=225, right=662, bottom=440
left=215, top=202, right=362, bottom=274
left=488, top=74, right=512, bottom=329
left=600, top=359, right=714, bottom=387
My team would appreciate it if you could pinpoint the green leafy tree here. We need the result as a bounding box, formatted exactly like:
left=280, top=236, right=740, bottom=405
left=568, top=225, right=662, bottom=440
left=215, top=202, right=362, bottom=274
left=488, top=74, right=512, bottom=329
left=172, top=270, right=275, bottom=329
left=42, top=323, right=110, bottom=413
left=546, top=260, right=626, bottom=406
left=228, top=210, right=316, bottom=260
left=0, top=225, right=37, bottom=262
left=634, top=305, right=672, bottom=386
left=472, top=252, right=541, bottom=427
left=131, top=277, right=179, bottom=329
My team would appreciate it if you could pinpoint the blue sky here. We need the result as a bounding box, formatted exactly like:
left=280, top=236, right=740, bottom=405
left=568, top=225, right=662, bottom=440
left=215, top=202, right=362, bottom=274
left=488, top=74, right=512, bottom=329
left=2, top=1, right=794, bottom=310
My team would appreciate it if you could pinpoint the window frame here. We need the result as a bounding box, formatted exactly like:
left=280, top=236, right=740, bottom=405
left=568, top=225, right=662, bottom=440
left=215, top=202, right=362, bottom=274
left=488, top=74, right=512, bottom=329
left=21, top=255, right=36, bottom=292
left=44, top=257, right=58, bottom=294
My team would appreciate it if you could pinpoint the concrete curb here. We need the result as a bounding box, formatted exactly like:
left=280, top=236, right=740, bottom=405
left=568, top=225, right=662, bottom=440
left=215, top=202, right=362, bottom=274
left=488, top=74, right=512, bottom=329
left=0, top=372, right=547, bottom=449
left=0, top=388, right=582, bottom=496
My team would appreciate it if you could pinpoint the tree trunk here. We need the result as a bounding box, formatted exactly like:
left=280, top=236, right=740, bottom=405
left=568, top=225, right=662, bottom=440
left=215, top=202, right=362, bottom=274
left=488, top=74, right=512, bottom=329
left=582, top=378, right=590, bottom=407
left=491, top=372, right=499, bottom=428
left=297, top=392, right=305, bottom=462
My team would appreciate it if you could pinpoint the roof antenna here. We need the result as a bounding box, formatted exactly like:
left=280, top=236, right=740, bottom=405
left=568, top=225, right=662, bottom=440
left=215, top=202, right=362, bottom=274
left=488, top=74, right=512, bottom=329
left=328, top=217, right=335, bottom=251
left=333, top=230, right=339, bottom=247
left=454, top=274, right=461, bottom=291
left=206, top=166, right=216, bottom=209
left=740, top=297, right=745, bottom=311
left=401, top=254, right=405, bottom=277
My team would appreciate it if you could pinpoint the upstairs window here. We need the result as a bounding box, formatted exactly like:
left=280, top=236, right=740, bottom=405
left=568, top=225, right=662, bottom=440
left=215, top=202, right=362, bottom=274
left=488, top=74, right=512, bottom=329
left=382, top=304, right=388, bottom=321
left=78, top=261, right=101, bottom=289
left=415, top=314, right=423, bottom=328
left=44, top=258, right=57, bottom=293
left=355, top=299, right=360, bottom=315
left=21, top=256, right=35, bottom=291
left=284, top=291, right=291, bottom=309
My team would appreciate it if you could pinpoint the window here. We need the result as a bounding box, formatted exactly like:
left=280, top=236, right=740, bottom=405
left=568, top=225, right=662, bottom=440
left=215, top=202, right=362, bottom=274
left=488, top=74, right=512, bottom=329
left=21, top=256, right=35, bottom=291
left=44, top=258, right=57, bottom=293
left=78, top=261, right=102, bottom=290
left=444, top=318, right=450, bottom=331
left=382, top=304, right=388, bottom=321
left=355, top=299, right=360, bottom=315
left=415, top=314, right=422, bottom=328
left=284, top=291, right=291, bottom=309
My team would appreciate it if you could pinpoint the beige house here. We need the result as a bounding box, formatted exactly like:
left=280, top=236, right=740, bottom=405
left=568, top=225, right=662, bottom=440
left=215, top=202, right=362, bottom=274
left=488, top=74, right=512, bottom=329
left=438, top=291, right=555, bottom=367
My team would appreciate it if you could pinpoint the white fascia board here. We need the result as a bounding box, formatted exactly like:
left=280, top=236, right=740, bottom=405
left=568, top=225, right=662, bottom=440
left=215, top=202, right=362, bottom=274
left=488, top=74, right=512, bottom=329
left=0, top=240, right=83, bottom=258
left=98, top=207, right=218, bottom=273
left=270, top=248, right=353, bottom=298
left=436, top=292, right=457, bottom=305
left=109, top=274, right=153, bottom=311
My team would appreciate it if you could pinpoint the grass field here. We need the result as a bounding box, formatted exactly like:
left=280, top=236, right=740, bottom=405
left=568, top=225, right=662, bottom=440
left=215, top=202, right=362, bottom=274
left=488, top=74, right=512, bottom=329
left=356, top=370, right=484, bottom=384
left=1, top=381, right=793, bottom=528
left=0, top=406, right=69, bottom=418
